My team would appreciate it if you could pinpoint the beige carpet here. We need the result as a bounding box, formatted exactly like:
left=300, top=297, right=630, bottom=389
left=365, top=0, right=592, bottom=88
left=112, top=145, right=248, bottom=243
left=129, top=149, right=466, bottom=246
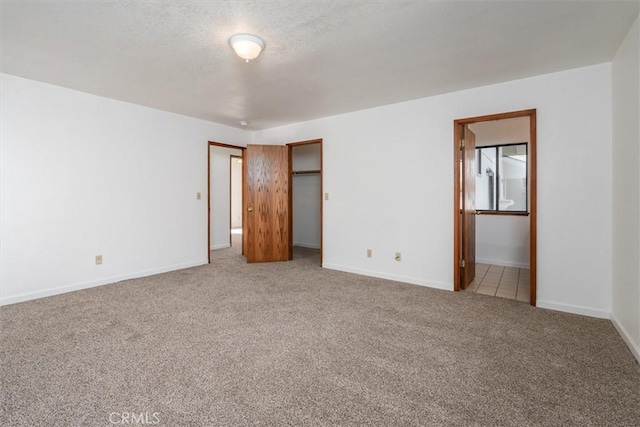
left=1, top=241, right=638, bottom=426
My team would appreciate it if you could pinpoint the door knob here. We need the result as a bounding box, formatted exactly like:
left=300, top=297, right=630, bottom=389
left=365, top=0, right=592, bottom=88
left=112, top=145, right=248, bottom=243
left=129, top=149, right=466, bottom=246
left=248, top=207, right=254, bottom=212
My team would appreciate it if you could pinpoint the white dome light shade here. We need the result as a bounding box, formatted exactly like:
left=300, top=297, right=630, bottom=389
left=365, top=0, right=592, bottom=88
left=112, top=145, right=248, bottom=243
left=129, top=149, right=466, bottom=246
left=229, top=34, right=265, bottom=62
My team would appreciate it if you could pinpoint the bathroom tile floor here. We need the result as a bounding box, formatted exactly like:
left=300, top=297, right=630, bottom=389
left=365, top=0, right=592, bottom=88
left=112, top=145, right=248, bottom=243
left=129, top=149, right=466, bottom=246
left=465, top=263, right=530, bottom=303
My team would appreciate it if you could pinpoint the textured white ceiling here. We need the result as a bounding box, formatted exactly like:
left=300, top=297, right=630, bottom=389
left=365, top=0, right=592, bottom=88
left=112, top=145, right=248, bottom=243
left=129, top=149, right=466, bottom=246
left=2, top=1, right=638, bottom=130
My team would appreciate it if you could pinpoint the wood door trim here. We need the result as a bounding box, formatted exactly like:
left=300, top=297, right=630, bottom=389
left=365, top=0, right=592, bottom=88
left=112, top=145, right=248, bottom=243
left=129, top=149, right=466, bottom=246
left=529, top=111, right=537, bottom=305
left=453, top=123, right=461, bottom=290
left=242, top=149, right=246, bottom=256
left=209, top=141, right=247, bottom=150
left=288, top=145, right=294, bottom=260
left=455, top=109, right=536, bottom=124
left=287, top=138, right=323, bottom=147
left=207, top=142, right=211, bottom=264
left=286, top=139, right=323, bottom=265
left=207, top=141, right=246, bottom=264
left=453, top=109, right=537, bottom=306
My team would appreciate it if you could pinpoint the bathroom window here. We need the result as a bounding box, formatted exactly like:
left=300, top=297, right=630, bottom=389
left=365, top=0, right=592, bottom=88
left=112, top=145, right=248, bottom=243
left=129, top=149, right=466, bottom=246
left=476, top=143, right=527, bottom=213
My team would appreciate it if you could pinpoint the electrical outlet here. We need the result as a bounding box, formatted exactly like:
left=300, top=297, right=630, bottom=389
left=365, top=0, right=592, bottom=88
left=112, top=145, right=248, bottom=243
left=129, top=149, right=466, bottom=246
left=95, top=255, right=103, bottom=265
left=395, top=252, right=401, bottom=262
left=367, top=249, right=372, bottom=258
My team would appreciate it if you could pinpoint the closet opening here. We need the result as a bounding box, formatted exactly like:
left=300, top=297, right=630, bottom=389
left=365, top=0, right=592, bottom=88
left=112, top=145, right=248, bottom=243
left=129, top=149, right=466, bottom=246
left=287, top=139, right=323, bottom=265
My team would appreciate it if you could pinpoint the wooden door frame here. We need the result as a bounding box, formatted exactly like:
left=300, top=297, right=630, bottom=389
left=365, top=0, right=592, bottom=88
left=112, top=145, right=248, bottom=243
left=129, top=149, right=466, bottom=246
left=286, top=138, right=323, bottom=265
left=453, top=109, right=537, bottom=305
left=207, top=141, right=246, bottom=264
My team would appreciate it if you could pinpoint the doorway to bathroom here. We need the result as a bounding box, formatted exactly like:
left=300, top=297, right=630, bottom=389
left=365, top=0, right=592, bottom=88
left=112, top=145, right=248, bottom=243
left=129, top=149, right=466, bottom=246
left=453, top=109, right=537, bottom=305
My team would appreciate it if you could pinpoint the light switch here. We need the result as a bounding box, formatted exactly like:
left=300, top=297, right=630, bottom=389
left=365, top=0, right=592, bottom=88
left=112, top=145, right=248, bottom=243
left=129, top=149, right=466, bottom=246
left=324, top=193, right=329, bottom=201
left=197, top=192, right=201, bottom=200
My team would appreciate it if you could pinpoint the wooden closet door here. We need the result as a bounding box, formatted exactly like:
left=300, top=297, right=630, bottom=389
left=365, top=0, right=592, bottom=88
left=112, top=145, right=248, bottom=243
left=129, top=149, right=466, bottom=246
left=244, top=145, right=290, bottom=262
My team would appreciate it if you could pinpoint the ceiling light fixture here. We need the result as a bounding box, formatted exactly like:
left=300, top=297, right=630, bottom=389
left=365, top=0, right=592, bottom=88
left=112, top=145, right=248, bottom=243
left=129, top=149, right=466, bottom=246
left=229, top=34, right=264, bottom=62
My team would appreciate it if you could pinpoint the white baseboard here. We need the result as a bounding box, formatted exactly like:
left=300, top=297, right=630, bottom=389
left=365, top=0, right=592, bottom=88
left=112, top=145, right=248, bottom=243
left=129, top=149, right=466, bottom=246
left=322, top=263, right=452, bottom=291
left=0, top=260, right=208, bottom=306
left=536, top=299, right=610, bottom=319
left=476, top=258, right=530, bottom=269
left=611, top=313, right=640, bottom=363
left=293, top=242, right=321, bottom=249
left=210, top=243, right=230, bottom=250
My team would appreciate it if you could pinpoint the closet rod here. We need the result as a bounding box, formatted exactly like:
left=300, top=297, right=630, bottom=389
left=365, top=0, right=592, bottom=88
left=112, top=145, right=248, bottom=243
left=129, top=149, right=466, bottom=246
left=292, top=170, right=321, bottom=175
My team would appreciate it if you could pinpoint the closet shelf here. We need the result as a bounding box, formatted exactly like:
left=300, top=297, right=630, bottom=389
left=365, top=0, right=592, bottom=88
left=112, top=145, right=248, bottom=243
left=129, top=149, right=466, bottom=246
left=292, top=170, right=321, bottom=175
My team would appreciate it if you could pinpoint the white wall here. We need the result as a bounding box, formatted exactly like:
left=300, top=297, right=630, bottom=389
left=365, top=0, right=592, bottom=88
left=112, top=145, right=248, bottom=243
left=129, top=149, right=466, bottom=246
left=611, top=15, right=640, bottom=361
left=0, top=73, right=247, bottom=305
left=476, top=216, right=529, bottom=268
left=1, top=62, right=621, bottom=323
left=252, top=63, right=613, bottom=319
left=471, top=117, right=529, bottom=147
left=209, top=146, right=242, bottom=250
left=470, top=117, right=530, bottom=268
left=292, top=144, right=321, bottom=249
